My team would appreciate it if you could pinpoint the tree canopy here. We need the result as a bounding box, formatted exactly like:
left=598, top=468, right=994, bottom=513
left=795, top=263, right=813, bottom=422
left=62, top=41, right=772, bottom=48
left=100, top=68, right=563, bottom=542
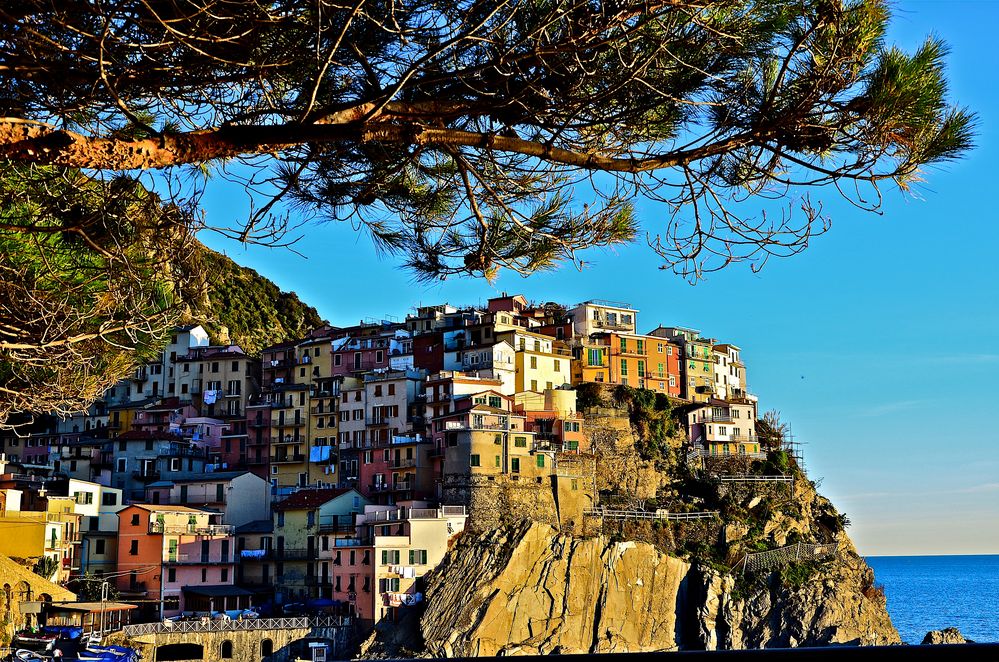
left=0, top=0, right=975, bottom=423
left=0, top=0, right=974, bottom=281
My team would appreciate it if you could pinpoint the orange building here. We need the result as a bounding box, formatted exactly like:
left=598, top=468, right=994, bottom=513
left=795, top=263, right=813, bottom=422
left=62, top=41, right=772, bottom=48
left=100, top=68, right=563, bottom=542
left=573, top=333, right=681, bottom=396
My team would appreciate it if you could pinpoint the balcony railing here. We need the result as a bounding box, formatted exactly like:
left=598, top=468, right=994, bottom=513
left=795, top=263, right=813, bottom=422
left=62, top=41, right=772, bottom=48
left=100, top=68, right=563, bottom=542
left=391, top=480, right=412, bottom=491
left=390, top=458, right=417, bottom=469
left=149, top=522, right=234, bottom=535
left=365, top=416, right=392, bottom=426
left=699, top=413, right=735, bottom=423
left=163, top=554, right=234, bottom=565
left=272, top=453, right=306, bottom=464
left=271, top=435, right=304, bottom=445
left=132, top=471, right=161, bottom=482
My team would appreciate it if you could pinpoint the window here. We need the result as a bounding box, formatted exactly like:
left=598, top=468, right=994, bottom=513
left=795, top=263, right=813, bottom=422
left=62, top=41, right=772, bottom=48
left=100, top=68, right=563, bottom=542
left=334, top=354, right=342, bottom=366
left=221, top=568, right=229, bottom=582
left=220, top=641, right=233, bottom=659
left=167, top=568, right=176, bottom=582
left=227, top=380, right=241, bottom=395
left=571, top=478, right=579, bottom=490
left=277, top=512, right=285, bottom=527
left=621, top=314, right=632, bottom=325
left=170, top=458, right=181, bottom=471
left=129, top=540, right=138, bottom=555
left=261, top=640, right=273, bottom=658
left=637, top=361, right=645, bottom=377
left=620, top=337, right=627, bottom=352
left=620, top=359, right=628, bottom=376
left=470, top=454, right=480, bottom=467
left=514, top=436, right=527, bottom=448
left=388, top=384, right=395, bottom=395
left=374, top=385, right=382, bottom=397
left=529, top=356, right=537, bottom=369
left=530, top=379, right=538, bottom=391
left=408, top=549, right=428, bottom=565
left=511, top=457, right=520, bottom=473
left=495, top=455, right=501, bottom=467
left=376, top=350, right=384, bottom=363
left=381, top=550, right=401, bottom=564
left=379, top=577, right=401, bottom=592
left=536, top=455, right=545, bottom=468
left=117, top=459, right=127, bottom=473
left=130, top=513, right=140, bottom=526
left=95, top=539, right=106, bottom=554
left=488, top=395, right=502, bottom=408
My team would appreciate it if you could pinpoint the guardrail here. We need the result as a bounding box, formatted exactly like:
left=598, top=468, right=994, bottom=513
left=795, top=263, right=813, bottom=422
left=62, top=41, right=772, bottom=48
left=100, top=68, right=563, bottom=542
left=121, top=615, right=351, bottom=636
left=737, top=542, right=839, bottom=574
left=583, top=508, right=719, bottom=522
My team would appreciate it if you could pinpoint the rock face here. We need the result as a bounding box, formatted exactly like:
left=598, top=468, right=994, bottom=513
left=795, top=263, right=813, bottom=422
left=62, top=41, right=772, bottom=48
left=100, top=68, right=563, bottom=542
left=419, top=522, right=900, bottom=656
left=421, top=521, right=690, bottom=656
left=922, top=628, right=970, bottom=645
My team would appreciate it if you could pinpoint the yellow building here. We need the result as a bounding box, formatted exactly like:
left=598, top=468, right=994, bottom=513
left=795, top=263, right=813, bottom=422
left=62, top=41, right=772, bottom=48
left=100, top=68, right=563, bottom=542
left=498, top=329, right=572, bottom=393
left=269, top=384, right=312, bottom=488
left=272, top=488, right=368, bottom=602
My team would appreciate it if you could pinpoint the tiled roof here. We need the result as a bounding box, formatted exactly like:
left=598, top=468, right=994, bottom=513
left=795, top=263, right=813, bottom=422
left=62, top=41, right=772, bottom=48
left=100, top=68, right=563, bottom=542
left=273, top=488, right=352, bottom=511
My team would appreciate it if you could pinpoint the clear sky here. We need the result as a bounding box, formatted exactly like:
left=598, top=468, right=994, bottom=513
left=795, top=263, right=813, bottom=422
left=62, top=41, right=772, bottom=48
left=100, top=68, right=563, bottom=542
left=199, top=1, right=999, bottom=556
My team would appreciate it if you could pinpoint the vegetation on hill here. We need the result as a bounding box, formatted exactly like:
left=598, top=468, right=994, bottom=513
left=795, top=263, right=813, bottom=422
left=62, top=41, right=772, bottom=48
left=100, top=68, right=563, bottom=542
left=196, top=247, right=327, bottom=354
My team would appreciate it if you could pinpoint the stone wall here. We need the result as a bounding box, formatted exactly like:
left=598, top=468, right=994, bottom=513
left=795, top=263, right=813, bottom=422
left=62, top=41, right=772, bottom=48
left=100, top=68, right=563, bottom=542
left=0, top=554, right=75, bottom=645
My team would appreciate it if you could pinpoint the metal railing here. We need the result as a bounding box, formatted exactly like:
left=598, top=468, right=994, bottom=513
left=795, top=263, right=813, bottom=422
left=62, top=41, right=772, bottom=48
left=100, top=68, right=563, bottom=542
left=583, top=508, right=719, bottom=522
left=737, top=542, right=839, bottom=574
left=121, top=616, right=351, bottom=636
left=149, top=522, right=234, bottom=535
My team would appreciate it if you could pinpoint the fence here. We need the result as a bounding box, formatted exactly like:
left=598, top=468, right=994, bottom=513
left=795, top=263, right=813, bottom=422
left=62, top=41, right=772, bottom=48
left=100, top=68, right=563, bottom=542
left=121, top=616, right=351, bottom=636
left=583, top=508, right=719, bottom=522
left=737, top=542, right=839, bottom=574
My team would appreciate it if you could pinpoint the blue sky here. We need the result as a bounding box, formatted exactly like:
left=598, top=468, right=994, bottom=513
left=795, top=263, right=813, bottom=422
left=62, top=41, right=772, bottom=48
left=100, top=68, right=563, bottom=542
left=200, top=1, right=999, bottom=556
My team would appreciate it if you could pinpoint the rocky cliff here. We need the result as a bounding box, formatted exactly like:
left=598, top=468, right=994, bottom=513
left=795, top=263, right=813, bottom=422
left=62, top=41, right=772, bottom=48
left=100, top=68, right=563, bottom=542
left=419, top=520, right=898, bottom=655
left=363, top=389, right=899, bottom=657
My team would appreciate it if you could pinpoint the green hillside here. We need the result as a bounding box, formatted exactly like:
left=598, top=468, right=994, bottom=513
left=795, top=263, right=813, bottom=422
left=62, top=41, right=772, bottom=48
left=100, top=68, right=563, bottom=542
left=197, top=247, right=327, bottom=354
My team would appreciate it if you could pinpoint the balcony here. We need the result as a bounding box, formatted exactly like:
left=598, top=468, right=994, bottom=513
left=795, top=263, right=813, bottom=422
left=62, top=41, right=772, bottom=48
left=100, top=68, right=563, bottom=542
left=369, top=483, right=391, bottom=493
left=149, top=522, right=234, bottom=535
left=593, top=319, right=633, bottom=331
left=390, top=458, right=417, bottom=469
left=619, top=346, right=647, bottom=357
left=132, top=470, right=161, bottom=482
left=272, top=435, right=305, bottom=445
left=163, top=554, right=234, bottom=565
left=273, top=548, right=310, bottom=560
left=700, top=413, right=734, bottom=423
left=391, top=480, right=412, bottom=492
left=272, top=453, right=306, bottom=464
left=248, top=420, right=269, bottom=429
left=264, top=358, right=295, bottom=369
left=365, top=416, right=391, bottom=427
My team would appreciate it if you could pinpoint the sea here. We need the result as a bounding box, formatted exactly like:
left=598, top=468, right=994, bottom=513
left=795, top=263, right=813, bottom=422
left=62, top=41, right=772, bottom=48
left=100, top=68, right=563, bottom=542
left=865, top=555, right=999, bottom=644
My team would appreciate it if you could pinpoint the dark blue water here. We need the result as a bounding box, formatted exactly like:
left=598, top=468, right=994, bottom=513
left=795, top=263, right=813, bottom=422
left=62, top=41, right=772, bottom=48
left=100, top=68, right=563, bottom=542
left=866, top=555, right=999, bottom=644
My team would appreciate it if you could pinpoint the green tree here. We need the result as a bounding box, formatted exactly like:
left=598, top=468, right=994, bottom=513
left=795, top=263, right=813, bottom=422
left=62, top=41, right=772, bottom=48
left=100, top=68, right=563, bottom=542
left=0, top=0, right=975, bottom=421
left=0, top=0, right=973, bottom=282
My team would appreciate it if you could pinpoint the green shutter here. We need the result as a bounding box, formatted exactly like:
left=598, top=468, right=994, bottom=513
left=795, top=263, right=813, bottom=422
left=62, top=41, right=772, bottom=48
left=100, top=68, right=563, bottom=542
left=536, top=455, right=545, bottom=468
left=381, top=550, right=388, bottom=565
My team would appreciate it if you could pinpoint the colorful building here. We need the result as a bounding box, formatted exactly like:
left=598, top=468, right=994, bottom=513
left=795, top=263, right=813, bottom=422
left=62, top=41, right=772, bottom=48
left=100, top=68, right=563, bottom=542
left=114, top=504, right=237, bottom=619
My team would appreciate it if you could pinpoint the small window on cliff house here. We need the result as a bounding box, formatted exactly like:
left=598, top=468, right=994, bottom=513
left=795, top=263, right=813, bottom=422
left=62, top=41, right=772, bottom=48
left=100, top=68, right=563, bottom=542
left=220, top=641, right=232, bottom=658
left=536, top=455, right=545, bottom=468
left=470, top=455, right=480, bottom=467
left=511, top=458, right=520, bottom=473
left=261, top=640, right=273, bottom=658
left=571, top=479, right=579, bottom=491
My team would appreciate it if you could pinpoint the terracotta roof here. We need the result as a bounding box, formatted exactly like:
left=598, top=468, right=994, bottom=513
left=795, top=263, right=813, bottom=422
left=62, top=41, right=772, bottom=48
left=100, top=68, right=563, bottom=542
left=273, top=488, right=352, bottom=511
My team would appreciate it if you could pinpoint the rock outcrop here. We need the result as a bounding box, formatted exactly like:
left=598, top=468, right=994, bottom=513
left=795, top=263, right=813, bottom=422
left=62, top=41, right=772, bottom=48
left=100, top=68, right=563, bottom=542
left=421, top=521, right=690, bottom=656
left=922, top=628, right=971, bottom=645
left=418, top=521, right=900, bottom=655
